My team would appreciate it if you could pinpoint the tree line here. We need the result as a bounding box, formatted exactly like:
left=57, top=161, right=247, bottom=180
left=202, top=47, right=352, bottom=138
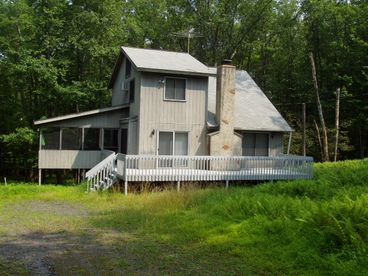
left=0, top=0, right=367, bottom=180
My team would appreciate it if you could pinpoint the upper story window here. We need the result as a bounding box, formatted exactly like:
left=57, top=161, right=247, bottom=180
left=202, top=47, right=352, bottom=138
left=125, top=58, right=132, bottom=78
left=164, top=77, right=186, bottom=101
left=129, top=79, right=135, bottom=103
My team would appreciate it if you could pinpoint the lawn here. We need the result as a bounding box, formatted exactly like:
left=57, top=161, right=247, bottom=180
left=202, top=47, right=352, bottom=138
left=0, top=159, right=367, bottom=275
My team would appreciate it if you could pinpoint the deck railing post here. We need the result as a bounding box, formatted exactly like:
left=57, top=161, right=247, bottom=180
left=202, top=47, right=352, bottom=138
left=124, top=155, right=128, bottom=195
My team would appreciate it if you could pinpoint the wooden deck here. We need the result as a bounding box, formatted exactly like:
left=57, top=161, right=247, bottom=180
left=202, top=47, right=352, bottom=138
left=116, top=154, right=313, bottom=184
left=85, top=153, right=313, bottom=193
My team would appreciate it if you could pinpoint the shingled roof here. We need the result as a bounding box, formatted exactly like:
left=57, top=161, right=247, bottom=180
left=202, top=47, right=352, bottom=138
left=108, top=47, right=212, bottom=88
left=208, top=67, right=292, bottom=132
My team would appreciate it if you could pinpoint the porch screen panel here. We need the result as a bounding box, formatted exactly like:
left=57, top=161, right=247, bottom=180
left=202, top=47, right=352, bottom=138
left=83, top=128, right=100, bottom=150
left=255, top=134, right=269, bottom=156
left=158, top=132, right=173, bottom=155
left=104, top=129, right=118, bottom=152
left=41, top=128, right=60, bottom=149
left=174, top=132, right=188, bottom=155
left=61, top=128, right=82, bottom=150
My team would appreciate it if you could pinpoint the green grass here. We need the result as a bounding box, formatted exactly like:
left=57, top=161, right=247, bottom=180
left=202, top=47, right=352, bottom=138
left=0, top=159, right=367, bottom=275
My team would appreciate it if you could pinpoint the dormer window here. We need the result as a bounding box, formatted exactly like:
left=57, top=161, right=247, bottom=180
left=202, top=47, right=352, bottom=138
left=164, top=77, right=186, bottom=101
left=125, top=58, right=131, bottom=78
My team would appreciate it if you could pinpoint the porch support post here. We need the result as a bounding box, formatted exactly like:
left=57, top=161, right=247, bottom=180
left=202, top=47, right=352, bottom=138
left=38, top=169, right=42, bottom=185
left=225, top=180, right=229, bottom=189
left=177, top=181, right=181, bottom=191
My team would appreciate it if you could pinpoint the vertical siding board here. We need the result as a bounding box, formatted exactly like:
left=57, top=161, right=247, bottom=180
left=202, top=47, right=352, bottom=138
left=139, top=73, right=207, bottom=156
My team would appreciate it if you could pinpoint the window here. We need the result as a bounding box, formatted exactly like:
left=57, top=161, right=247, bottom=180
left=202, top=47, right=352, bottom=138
left=61, top=128, right=82, bottom=150
left=104, top=129, right=118, bottom=152
left=158, top=131, right=188, bottom=155
left=40, top=128, right=60, bottom=149
left=83, top=128, right=100, bottom=150
left=158, top=132, right=173, bottom=155
left=242, top=133, right=269, bottom=156
left=164, top=78, right=186, bottom=101
left=129, top=79, right=135, bottom=103
left=174, top=133, right=188, bottom=155
left=125, top=58, right=131, bottom=77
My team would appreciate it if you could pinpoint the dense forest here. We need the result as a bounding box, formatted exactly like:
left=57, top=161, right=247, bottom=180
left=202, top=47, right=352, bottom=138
left=0, top=0, right=367, bottom=181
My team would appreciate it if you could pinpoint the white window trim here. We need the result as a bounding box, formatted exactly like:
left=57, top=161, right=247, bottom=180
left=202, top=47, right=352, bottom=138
left=157, top=130, right=190, bottom=155
left=163, top=76, right=187, bottom=102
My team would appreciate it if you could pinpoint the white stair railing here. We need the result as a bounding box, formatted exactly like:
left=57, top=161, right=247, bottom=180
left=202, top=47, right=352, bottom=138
left=85, top=151, right=117, bottom=191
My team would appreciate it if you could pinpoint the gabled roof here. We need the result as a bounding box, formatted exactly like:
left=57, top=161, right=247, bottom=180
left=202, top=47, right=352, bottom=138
left=208, top=68, right=292, bottom=132
left=34, top=105, right=129, bottom=126
left=108, top=46, right=212, bottom=88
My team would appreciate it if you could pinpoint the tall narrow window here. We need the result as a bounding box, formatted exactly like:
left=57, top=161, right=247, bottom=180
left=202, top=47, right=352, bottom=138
left=83, top=128, right=100, bottom=150
left=129, top=79, right=135, bottom=103
left=164, top=78, right=186, bottom=101
left=175, top=133, right=188, bottom=155
left=61, top=128, right=82, bottom=150
left=158, top=132, right=173, bottom=155
left=104, top=129, right=118, bottom=152
left=40, top=128, right=60, bottom=149
left=125, top=58, right=131, bottom=77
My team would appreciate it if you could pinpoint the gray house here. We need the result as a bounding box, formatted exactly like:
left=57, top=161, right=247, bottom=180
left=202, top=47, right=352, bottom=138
left=35, top=47, right=311, bottom=191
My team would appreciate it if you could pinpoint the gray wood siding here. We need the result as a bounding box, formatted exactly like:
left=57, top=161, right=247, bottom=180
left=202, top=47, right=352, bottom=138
left=39, top=150, right=102, bottom=169
left=128, top=119, right=138, bottom=154
left=111, top=56, right=139, bottom=107
left=38, top=109, right=129, bottom=128
left=270, top=132, right=284, bottom=156
left=138, top=73, right=208, bottom=155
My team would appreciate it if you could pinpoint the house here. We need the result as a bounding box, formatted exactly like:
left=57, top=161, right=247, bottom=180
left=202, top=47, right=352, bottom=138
left=35, top=46, right=312, bottom=191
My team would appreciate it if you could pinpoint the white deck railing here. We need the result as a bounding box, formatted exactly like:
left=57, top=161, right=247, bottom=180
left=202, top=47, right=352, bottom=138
left=116, top=154, right=313, bottom=193
left=85, top=150, right=117, bottom=191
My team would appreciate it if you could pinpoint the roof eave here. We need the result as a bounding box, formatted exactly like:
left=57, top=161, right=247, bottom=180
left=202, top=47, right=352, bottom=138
left=233, top=127, right=293, bottom=132
left=34, top=105, right=129, bottom=126
left=138, top=67, right=212, bottom=77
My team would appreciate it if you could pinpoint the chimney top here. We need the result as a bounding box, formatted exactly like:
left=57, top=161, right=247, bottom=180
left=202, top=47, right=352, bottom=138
left=221, top=59, right=232, bottom=66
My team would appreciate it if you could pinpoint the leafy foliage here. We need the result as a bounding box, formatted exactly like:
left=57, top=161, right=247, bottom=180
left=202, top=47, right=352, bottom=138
left=0, top=0, right=367, bottom=179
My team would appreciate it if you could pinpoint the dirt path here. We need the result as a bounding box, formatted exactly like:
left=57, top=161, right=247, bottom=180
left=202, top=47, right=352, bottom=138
left=0, top=200, right=123, bottom=276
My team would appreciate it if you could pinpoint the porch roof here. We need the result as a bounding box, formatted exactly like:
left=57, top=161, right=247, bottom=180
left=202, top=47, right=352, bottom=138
left=34, top=105, right=129, bottom=126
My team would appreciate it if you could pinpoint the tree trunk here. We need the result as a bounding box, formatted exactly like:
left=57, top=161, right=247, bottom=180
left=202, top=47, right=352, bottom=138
left=309, top=52, right=330, bottom=161
left=334, top=88, right=340, bottom=162
left=314, top=119, right=323, bottom=160
left=302, top=103, right=306, bottom=156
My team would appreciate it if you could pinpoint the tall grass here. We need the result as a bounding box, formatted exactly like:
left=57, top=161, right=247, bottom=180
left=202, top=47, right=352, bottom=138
left=1, top=159, right=367, bottom=274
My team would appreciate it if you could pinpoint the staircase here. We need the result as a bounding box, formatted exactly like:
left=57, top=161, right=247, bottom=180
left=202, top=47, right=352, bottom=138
left=85, top=152, right=118, bottom=191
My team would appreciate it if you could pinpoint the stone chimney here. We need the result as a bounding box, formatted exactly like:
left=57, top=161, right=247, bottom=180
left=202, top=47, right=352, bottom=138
left=209, top=60, right=242, bottom=156
left=216, top=60, right=236, bottom=133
